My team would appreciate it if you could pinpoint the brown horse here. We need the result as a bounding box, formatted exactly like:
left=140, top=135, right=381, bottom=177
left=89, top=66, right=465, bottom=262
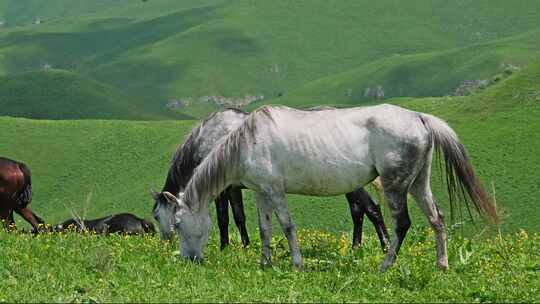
left=0, top=157, right=44, bottom=232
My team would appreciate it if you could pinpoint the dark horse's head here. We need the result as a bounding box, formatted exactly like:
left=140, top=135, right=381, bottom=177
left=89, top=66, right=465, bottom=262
left=53, top=218, right=81, bottom=232
left=141, top=218, right=156, bottom=234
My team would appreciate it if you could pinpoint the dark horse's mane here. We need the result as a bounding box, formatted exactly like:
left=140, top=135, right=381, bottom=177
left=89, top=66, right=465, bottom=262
left=0, top=157, right=32, bottom=208
left=162, top=106, right=340, bottom=195
left=162, top=108, right=248, bottom=195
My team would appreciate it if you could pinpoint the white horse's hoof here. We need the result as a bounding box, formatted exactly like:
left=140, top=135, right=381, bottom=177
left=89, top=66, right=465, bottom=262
left=438, top=260, right=449, bottom=271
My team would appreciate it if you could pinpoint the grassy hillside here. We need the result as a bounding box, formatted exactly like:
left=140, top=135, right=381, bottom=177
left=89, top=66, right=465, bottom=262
left=267, top=29, right=540, bottom=108
left=0, top=69, right=191, bottom=120
left=0, top=229, right=537, bottom=302
left=1, top=1, right=540, bottom=118
left=0, top=0, right=224, bottom=27
left=1, top=63, right=540, bottom=233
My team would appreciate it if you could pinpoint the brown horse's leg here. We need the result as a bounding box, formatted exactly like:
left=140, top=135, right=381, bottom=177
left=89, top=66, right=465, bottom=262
left=15, top=206, right=44, bottom=232
left=345, top=190, right=366, bottom=249
left=8, top=211, right=15, bottom=229
left=228, top=187, right=250, bottom=248
left=0, top=207, right=13, bottom=230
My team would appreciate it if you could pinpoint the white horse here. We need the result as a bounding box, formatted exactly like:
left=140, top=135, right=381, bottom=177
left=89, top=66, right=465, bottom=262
left=154, top=104, right=499, bottom=270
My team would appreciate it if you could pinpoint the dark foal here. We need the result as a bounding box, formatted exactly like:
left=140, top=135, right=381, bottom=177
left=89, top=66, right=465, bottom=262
left=54, top=213, right=155, bottom=235
left=0, top=157, right=45, bottom=232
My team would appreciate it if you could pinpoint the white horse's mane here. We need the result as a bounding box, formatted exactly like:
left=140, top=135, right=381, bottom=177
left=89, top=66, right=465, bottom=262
left=183, top=106, right=277, bottom=210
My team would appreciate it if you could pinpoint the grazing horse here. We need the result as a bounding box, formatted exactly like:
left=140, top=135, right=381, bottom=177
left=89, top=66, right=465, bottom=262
left=0, top=157, right=45, bottom=232
left=151, top=108, right=389, bottom=250
left=154, top=104, right=499, bottom=271
left=54, top=213, right=155, bottom=235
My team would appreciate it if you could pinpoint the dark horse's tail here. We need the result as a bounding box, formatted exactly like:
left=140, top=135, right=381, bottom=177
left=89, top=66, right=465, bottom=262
left=15, top=161, right=33, bottom=208
left=419, top=113, right=500, bottom=224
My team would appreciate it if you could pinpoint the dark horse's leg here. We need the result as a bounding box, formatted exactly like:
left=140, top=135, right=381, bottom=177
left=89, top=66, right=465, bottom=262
left=228, top=187, right=250, bottom=247
left=215, top=191, right=230, bottom=250
left=360, top=190, right=390, bottom=251
left=345, top=190, right=365, bottom=250
left=346, top=188, right=390, bottom=252
left=15, top=205, right=45, bottom=233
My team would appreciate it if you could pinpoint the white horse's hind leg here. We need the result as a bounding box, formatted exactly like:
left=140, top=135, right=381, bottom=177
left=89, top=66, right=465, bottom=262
left=254, top=192, right=273, bottom=267
left=380, top=188, right=410, bottom=271
left=409, top=154, right=449, bottom=270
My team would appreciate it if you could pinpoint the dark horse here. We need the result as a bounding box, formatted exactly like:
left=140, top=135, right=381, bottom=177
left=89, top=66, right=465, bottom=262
left=0, top=157, right=44, bottom=232
left=54, top=213, right=155, bottom=235
left=153, top=108, right=389, bottom=250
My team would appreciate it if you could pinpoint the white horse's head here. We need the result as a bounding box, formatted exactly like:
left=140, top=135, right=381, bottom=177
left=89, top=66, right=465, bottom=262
left=151, top=190, right=177, bottom=241
left=150, top=190, right=211, bottom=261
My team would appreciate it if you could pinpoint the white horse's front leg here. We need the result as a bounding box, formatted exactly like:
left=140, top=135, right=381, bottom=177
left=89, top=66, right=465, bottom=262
left=271, top=192, right=303, bottom=269
left=255, top=192, right=273, bottom=267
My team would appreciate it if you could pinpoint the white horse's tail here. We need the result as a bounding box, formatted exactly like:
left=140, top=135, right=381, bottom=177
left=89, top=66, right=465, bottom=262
left=419, top=114, right=500, bottom=224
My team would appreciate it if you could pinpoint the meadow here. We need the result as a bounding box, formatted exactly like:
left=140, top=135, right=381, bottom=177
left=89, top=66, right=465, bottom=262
left=1, top=1, right=540, bottom=301
left=0, top=228, right=538, bottom=302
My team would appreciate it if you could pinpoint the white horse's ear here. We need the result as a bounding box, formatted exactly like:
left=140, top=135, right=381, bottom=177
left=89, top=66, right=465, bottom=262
left=162, top=191, right=189, bottom=210
left=162, top=191, right=179, bottom=203
left=149, top=188, right=159, bottom=200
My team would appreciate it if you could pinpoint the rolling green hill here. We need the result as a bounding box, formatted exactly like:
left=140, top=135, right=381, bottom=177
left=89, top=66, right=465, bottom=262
left=1, top=63, right=539, bottom=233
left=1, top=0, right=540, bottom=118
left=267, top=29, right=540, bottom=108
left=0, top=0, right=224, bottom=28
left=0, top=69, right=191, bottom=120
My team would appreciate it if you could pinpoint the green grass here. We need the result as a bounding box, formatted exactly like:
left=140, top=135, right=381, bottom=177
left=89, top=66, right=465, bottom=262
left=0, top=117, right=196, bottom=224
left=2, top=1, right=540, bottom=119
left=0, top=69, right=191, bottom=120
left=0, top=228, right=538, bottom=302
